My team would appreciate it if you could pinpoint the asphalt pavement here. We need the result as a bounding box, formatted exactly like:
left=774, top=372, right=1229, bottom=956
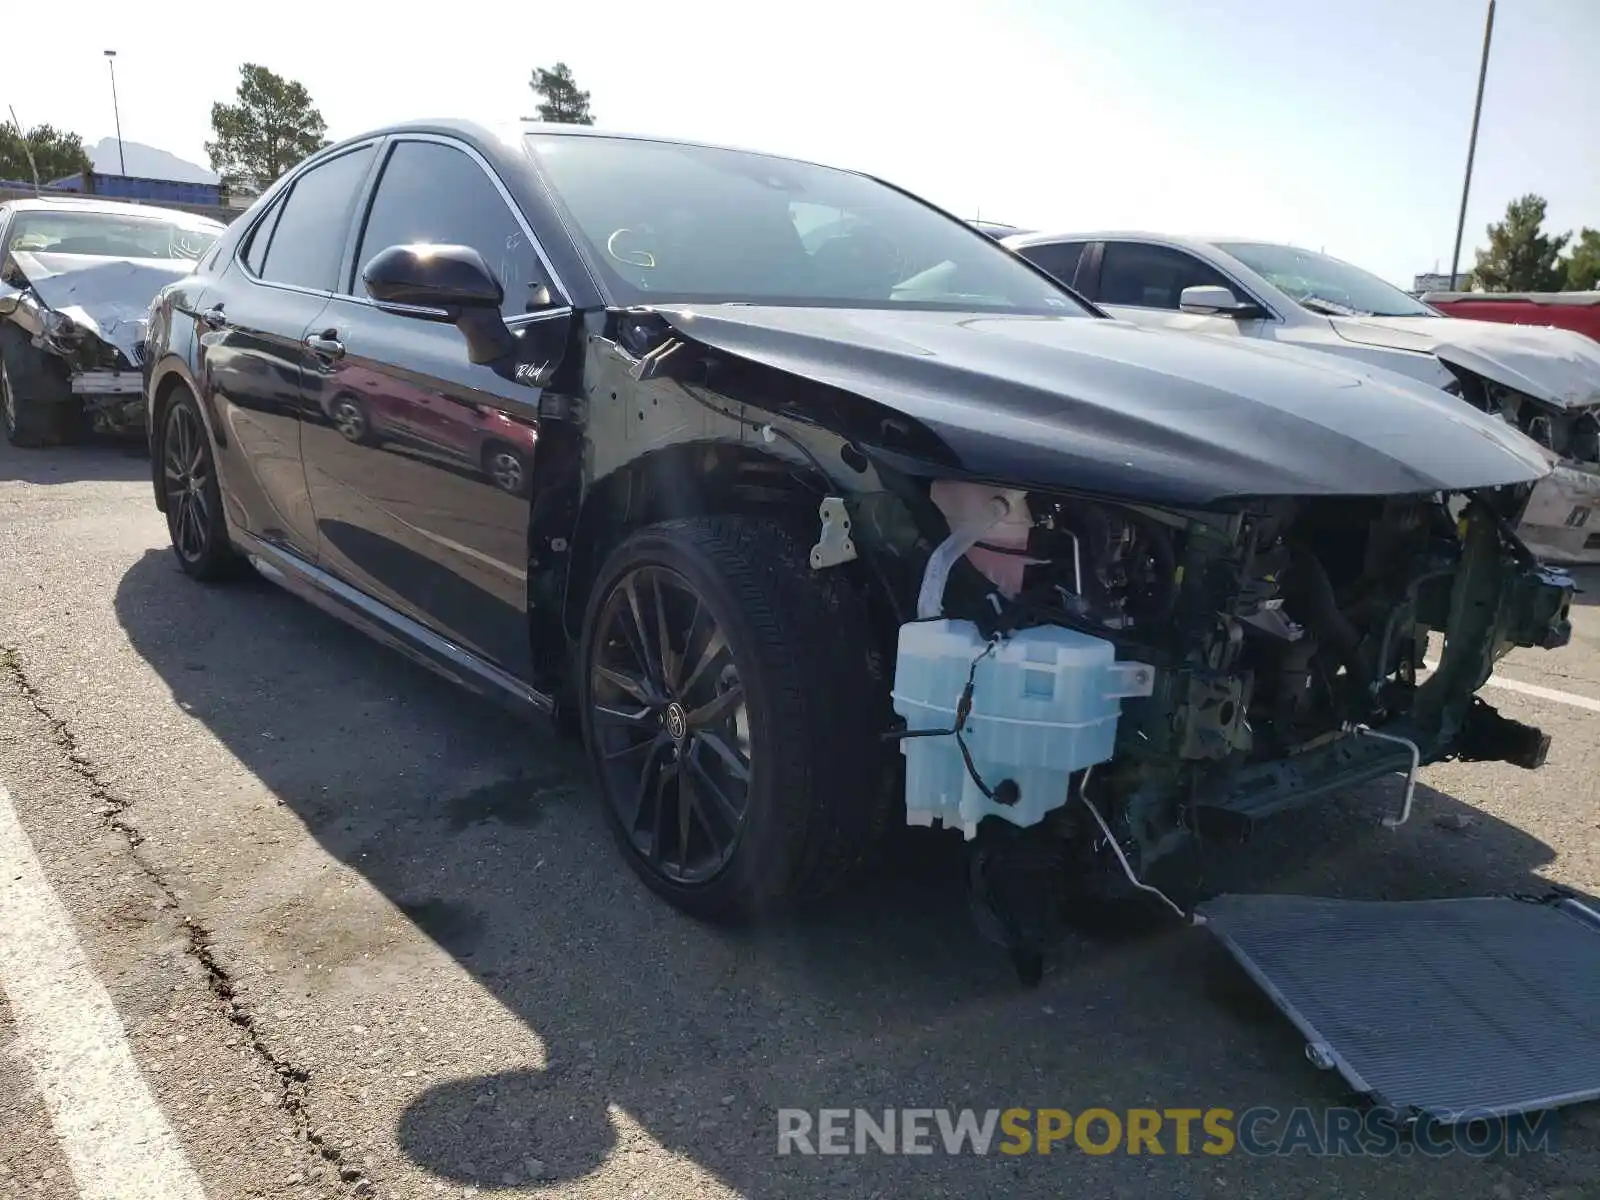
left=2, top=435, right=1598, bottom=1199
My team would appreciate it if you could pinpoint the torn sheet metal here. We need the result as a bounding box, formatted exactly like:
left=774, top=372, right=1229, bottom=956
left=1199, top=892, right=1600, bottom=1122
left=7, top=250, right=194, bottom=364
left=1333, top=315, right=1600, bottom=411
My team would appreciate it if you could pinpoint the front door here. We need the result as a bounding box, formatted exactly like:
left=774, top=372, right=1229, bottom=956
left=300, top=136, right=569, bottom=677
left=1091, top=240, right=1273, bottom=340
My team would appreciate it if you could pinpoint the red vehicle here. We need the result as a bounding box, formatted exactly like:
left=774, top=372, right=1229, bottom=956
left=1423, top=290, right=1600, bottom=345
left=318, top=363, right=537, bottom=496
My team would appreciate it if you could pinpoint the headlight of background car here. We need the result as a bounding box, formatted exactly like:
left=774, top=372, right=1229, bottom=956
left=37, top=309, right=86, bottom=353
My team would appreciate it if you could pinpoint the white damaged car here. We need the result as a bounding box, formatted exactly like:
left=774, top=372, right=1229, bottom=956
left=0, top=197, right=223, bottom=447
left=1002, top=231, right=1600, bottom=563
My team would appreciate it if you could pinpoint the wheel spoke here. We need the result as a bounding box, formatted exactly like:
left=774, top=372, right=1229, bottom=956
left=592, top=702, right=654, bottom=729
left=676, top=767, right=694, bottom=869
left=622, top=739, right=669, bottom=829
left=648, top=763, right=674, bottom=862
left=176, top=410, right=193, bottom=469
left=184, top=498, right=203, bottom=557
left=695, top=729, right=751, bottom=783
left=602, top=730, right=664, bottom=764
left=679, top=627, right=727, bottom=698
left=684, top=747, right=743, bottom=841
left=651, top=571, right=680, bottom=691
left=593, top=663, right=651, bottom=705
left=177, top=496, right=199, bottom=556
left=616, top=574, right=656, bottom=684
left=686, top=682, right=743, bottom=730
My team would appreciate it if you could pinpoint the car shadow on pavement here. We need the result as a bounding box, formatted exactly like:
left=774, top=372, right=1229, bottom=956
left=114, top=547, right=1598, bottom=1197
left=0, top=437, right=150, bottom=485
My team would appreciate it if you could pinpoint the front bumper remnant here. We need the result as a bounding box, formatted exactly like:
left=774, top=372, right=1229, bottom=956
left=1199, top=892, right=1600, bottom=1122
left=1519, top=462, right=1600, bottom=564
left=69, top=371, right=143, bottom=397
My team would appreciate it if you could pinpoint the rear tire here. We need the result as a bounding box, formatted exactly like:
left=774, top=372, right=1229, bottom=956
left=1, top=328, right=83, bottom=448
left=578, top=516, right=889, bottom=920
left=160, top=388, right=241, bottom=581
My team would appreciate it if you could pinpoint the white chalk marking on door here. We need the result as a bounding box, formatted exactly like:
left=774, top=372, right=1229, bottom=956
left=1422, top=662, right=1600, bottom=715
left=0, top=783, right=208, bottom=1200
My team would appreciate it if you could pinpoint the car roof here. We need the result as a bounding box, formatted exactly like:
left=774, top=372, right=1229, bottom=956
left=3, top=195, right=224, bottom=227
left=316, top=118, right=850, bottom=178
left=1001, top=229, right=1260, bottom=252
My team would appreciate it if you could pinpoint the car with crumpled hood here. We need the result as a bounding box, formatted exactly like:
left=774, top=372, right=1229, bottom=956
left=141, top=123, right=1574, bottom=980
left=1002, top=231, right=1600, bottom=564
left=0, top=196, right=223, bottom=446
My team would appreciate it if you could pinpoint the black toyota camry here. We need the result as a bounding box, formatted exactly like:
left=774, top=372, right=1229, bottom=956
left=141, top=120, right=1572, bottom=969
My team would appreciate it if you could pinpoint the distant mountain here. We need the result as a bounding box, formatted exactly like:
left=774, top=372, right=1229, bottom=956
left=87, top=137, right=218, bottom=184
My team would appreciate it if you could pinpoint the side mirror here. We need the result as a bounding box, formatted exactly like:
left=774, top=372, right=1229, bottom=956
left=1179, top=284, right=1263, bottom=318
left=362, top=243, right=503, bottom=315
left=362, top=243, right=517, bottom=365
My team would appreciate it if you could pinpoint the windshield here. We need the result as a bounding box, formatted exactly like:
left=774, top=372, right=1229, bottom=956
left=526, top=134, right=1088, bottom=315
left=1217, top=242, right=1434, bottom=318
left=7, top=211, right=221, bottom=262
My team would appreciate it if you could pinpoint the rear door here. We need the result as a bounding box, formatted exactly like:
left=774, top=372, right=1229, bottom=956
left=194, top=144, right=378, bottom=556
left=299, top=135, right=569, bottom=676
left=1090, top=240, right=1271, bottom=339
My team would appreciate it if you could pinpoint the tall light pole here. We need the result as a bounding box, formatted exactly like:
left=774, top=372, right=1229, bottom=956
left=104, top=49, right=127, bottom=175
left=1449, top=0, right=1496, bottom=290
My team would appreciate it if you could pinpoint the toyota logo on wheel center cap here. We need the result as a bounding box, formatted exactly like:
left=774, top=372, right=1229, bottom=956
left=663, top=702, right=688, bottom=742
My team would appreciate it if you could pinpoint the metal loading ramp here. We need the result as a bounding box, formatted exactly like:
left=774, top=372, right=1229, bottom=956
left=1197, top=893, right=1600, bottom=1122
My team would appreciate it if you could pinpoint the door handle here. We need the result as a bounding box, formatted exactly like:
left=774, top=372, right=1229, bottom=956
left=304, top=331, right=345, bottom=360
left=198, top=305, right=228, bottom=330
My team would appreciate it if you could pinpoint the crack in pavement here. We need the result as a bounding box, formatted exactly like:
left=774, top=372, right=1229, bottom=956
left=1, top=645, right=379, bottom=1198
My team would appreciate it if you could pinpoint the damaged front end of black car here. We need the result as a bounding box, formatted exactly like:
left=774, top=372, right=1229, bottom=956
left=547, top=299, right=1574, bottom=980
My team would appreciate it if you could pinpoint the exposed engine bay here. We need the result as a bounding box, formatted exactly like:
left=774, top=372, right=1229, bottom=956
left=889, top=477, right=1575, bottom=971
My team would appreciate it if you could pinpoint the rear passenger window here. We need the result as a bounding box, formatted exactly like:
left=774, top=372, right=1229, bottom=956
left=353, top=139, right=550, bottom=318
left=240, top=203, right=282, bottom=276
left=1018, top=241, right=1085, bottom=288
left=1098, top=242, right=1233, bottom=309
left=255, top=146, right=376, bottom=292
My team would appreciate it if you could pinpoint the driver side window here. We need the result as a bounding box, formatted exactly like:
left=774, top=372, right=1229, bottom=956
left=1099, top=242, right=1234, bottom=310
left=352, top=140, right=553, bottom=319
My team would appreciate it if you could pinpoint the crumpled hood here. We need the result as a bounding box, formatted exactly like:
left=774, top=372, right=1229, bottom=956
left=652, top=304, right=1551, bottom=506
left=1331, top=314, right=1600, bottom=410
left=4, top=250, right=196, bottom=363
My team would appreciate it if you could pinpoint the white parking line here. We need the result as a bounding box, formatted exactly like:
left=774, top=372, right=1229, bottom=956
left=1423, top=662, right=1600, bottom=715
left=0, top=784, right=207, bottom=1200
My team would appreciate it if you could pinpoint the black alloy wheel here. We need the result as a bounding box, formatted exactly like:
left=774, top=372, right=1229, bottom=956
left=579, top=516, right=891, bottom=920
left=589, top=563, right=752, bottom=885
left=161, top=391, right=238, bottom=580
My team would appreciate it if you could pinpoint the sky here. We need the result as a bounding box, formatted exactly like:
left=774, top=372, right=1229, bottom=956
left=5, top=0, right=1596, bottom=288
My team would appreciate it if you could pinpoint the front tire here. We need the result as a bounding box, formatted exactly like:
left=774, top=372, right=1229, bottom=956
left=1, top=329, right=83, bottom=448
left=578, top=516, right=888, bottom=920
left=160, top=389, right=240, bottom=581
